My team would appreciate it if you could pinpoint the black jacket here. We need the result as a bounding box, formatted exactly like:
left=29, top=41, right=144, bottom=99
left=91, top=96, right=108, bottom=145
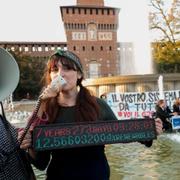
left=155, top=106, right=172, bottom=130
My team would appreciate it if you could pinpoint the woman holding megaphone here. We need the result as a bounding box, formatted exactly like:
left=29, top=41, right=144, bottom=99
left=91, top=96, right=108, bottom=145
left=19, top=49, right=163, bottom=180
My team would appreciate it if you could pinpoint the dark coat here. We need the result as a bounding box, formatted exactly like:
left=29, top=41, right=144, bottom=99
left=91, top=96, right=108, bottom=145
left=155, top=106, right=172, bottom=131
left=0, top=115, right=35, bottom=180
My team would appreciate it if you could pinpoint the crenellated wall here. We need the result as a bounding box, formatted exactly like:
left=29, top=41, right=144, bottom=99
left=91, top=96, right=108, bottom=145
left=0, top=41, right=67, bottom=58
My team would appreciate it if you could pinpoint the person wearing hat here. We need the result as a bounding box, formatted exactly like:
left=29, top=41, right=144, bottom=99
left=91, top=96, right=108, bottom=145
left=0, top=48, right=35, bottom=180
left=19, top=49, right=163, bottom=180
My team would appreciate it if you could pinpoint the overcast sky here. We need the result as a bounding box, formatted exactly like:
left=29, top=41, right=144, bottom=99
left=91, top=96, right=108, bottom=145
left=0, top=0, right=170, bottom=42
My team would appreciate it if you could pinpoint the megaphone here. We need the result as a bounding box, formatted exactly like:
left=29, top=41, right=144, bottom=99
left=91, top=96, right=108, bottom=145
left=0, top=48, right=20, bottom=101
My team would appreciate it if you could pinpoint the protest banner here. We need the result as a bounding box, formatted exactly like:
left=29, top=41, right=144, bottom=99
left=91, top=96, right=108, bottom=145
left=107, top=90, right=180, bottom=119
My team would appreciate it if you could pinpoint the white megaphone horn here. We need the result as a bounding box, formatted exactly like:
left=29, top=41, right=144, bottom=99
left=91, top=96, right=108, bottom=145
left=0, top=48, right=20, bottom=101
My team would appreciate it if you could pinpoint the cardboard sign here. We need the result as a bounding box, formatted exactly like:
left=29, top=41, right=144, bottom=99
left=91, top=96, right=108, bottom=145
left=33, top=118, right=157, bottom=151
left=171, top=116, right=180, bottom=130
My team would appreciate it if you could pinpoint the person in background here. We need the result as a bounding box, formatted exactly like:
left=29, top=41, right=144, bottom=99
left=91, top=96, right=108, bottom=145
left=155, top=99, right=173, bottom=132
left=173, top=97, right=180, bottom=115
left=19, top=49, right=163, bottom=180
left=100, top=92, right=107, bottom=102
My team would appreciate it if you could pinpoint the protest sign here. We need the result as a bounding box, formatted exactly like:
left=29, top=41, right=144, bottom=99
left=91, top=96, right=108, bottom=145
left=171, top=116, right=180, bottom=130
left=107, top=90, right=180, bottom=119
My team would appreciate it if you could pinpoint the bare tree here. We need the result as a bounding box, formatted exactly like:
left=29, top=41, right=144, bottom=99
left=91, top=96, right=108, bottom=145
left=149, top=0, right=180, bottom=73
left=149, top=0, right=180, bottom=44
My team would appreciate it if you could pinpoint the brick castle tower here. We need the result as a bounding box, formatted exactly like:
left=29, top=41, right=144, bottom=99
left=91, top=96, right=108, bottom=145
left=60, top=0, right=120, bottom=78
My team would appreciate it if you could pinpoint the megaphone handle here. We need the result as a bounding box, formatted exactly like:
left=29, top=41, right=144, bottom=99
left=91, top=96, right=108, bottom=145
left=18, top=98, right=42, bottom=145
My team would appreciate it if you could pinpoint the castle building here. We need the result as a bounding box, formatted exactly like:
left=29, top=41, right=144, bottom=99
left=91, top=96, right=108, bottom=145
left=60, top=0, right=120, bottom=78
left=0, top=1, right=180, bottom=97
left=0, top=0, right=121, bottom=78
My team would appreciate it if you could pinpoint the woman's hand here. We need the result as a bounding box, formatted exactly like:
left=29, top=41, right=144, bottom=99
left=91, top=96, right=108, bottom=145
left=18, top=129, right=32, bottom=150
left=40, top=85, right=59, bottom=100
left=40, top=75, right=67, bottom=100
left=173, top=112, right=178, bottom=116
left=155, top=118, right=163, bottom=135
